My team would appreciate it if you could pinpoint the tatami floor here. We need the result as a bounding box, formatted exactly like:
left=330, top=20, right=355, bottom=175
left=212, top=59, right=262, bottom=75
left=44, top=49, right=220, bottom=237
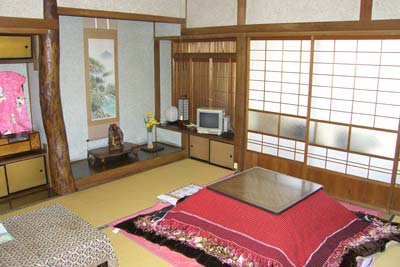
left=0, top=159, right=399, bottom=266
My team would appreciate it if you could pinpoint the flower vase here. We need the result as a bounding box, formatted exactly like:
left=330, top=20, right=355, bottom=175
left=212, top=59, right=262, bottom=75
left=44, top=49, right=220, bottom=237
left=147, top=131, right=154, bottom=150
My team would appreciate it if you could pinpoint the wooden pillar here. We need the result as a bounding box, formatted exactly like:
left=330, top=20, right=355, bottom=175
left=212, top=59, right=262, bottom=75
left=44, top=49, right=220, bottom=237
left=39, top=0, right=76, bottom=195
left=237, top=0, right=246, bottom=25
left=154, top=36, right=161, bottom=121
left=360, top=0, right=373, bottom=22
left=235, top=35, right=248, bottom=171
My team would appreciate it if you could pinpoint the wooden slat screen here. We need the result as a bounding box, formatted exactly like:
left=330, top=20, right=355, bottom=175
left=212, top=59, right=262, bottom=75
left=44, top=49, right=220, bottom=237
left=172, top=40, right=236, bottom=126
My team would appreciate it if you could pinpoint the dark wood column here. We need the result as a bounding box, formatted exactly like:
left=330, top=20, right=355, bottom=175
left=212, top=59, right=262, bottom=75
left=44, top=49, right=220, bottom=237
left=39, top=0, right=76, bottom=194
left=234, top=35, right=248, bottom=171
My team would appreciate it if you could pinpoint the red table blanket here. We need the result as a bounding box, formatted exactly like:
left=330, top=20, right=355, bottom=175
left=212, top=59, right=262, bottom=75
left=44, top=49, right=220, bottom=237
left=116, top=188, right=400, bottom=267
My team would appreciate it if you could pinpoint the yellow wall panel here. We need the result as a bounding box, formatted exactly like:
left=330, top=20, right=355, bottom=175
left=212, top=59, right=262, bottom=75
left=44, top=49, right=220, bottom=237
left=6, top=156, right=46, bottom=193
left=0, top=166, right=8, bottom=197
left=0, top=36, right=32, bottom=59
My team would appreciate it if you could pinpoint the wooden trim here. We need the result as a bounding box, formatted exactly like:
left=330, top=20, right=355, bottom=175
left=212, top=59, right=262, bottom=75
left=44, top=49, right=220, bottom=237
left=58, top=7, right=186, bottom=24
left=388, top=121, right=400, bottom=211
left=360, top=0, right=373, bottom=22
left=237, top=0, right=246, bottom=25
left=154, top=38, right=161, bottom=121
left=75, top=149, right=187, bottom=190
left=173, top=53, right=236, bottom=59
left=182, top=19, right=400, bottom=36
left=245, top=150, right=392, bottom=210
left=0, top=16, right=58, bottom=34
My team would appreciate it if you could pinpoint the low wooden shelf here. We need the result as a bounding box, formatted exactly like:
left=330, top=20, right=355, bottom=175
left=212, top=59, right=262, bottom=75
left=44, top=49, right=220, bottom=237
left=87, top=142, right=139, bottom=167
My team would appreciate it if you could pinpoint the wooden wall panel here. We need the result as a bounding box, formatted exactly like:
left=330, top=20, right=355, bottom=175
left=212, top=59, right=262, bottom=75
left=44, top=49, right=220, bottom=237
left=245, top=150, right=393, bottom=211
left=391, top=187, right=400, bottom=213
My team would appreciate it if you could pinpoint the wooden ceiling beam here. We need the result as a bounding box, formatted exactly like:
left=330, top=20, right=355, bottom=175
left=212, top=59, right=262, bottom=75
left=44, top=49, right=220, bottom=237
left=0, top=16, right=57, bottom=34
left=58, top=7, right=186, bottom=24
left=182, top=19, right=400, bottom=36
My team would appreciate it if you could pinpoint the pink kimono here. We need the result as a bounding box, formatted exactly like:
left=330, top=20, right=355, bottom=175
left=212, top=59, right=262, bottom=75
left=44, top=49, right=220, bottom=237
left=0, top=71, right=32, bottom=135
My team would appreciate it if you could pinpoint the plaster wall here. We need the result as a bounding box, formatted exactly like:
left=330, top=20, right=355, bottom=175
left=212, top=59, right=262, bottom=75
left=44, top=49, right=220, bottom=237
left=158, top=40, right=181, bottom=146
left=372, top=0, right=400, bottom=20
left=155, top=23, right=181, bottom=37
left=58, top=0, right=185, bottom=18
left=0, top=0, right=43, bottom=19
left=58, top=16, right=157, bottom=161
left=185, top=0, right=400, bottom=28
left=0, top=0, right=184, bottom=19
left=246, top=0, right=360, bottom=25
left=186, top=0, right=237, bottom=28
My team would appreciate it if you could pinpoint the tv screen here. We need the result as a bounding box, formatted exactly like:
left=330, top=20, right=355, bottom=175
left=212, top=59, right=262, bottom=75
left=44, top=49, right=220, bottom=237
left=199, top=113, right=219, bottom=128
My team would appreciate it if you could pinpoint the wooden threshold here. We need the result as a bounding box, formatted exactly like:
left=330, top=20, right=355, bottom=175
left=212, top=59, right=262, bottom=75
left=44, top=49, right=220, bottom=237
left=58, top=7, right=186, bottom=24
left=0, top=16, right=58, bottom=34
left=73, top=143, right=187, bottom=190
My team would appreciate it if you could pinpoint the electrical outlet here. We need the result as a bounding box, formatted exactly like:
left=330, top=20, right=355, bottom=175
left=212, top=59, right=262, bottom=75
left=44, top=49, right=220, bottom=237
left=233, top=162, right=238, bottom=170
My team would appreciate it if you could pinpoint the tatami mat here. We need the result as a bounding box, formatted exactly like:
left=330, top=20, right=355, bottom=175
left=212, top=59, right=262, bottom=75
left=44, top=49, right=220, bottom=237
left=1, top=159, right=399, bottom=267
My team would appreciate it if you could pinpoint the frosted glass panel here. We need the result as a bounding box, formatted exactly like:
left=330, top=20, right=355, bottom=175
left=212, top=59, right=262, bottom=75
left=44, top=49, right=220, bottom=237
left=350, top=128, right=397, bottom=158
left=248, top=111, right=278, bottom=135
left=280, top=116, right=306, bottom=140
left=309, top=121, right=349, bottom=149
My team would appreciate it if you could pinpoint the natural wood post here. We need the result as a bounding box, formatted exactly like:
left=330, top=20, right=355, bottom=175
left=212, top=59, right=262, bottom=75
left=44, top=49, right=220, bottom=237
left=39, top=0, right=76, bottom=195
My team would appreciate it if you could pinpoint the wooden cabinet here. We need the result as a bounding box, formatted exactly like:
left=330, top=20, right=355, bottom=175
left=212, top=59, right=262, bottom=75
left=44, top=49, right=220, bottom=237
left=189, top=135, right=209, bottom=161
left=0, top=152, right=48, bottom=197
left=7, top=156, right=47, bottom=193
left=210, top=140, right=234, bottom=169
left=0, top=166, right=7, bottom=197
left=189, top=134, right=234, bottom=169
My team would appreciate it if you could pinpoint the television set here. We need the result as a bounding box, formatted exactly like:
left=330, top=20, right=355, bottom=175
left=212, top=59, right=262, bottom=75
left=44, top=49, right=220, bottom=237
left=196, top=107, right=224, bottom=135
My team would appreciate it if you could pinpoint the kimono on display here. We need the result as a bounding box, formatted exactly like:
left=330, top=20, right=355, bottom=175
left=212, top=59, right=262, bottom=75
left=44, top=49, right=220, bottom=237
left=0, top=71, right=32, bottom=135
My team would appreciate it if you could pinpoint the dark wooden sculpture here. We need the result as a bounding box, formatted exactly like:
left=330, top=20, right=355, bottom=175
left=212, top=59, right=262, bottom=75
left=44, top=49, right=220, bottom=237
left=39, top=0, right=76, bottom=194
left=108, top=123, right=124, bottom=152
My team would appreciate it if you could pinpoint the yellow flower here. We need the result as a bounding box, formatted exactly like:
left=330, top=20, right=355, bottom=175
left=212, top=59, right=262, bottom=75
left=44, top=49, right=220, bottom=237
left=146, top=112, right=152, bottom=118
left=150, top=118, right=157, bottom=125
left=145, top=122, right=151, bottom=128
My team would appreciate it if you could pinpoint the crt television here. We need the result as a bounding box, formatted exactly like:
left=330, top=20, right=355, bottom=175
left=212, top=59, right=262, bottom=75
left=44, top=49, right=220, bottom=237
left=196, top=107, right=224, bottom=135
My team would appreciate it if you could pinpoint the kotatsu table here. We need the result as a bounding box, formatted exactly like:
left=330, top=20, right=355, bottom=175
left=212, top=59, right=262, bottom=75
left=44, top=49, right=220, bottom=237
left=208, top=167, right=323, bottom=214
left=0, top=204, right=118, bottom=267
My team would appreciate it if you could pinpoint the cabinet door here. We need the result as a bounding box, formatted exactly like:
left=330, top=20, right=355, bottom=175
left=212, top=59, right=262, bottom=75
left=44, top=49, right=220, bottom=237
left=6, top=156, right=47, bottom=193
left=190, top=135, right=210, bottom=161
left=210, top=140, right=234, bottom=169
left=0, top=166, right=8, bottom=197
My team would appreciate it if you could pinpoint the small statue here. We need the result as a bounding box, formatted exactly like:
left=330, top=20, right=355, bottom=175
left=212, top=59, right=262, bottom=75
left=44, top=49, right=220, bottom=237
left=108, top=123, right=124, bottom=152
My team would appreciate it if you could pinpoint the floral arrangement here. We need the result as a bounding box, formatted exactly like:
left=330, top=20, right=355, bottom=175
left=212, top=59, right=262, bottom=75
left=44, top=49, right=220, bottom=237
left=144, top=112, right=158, bottom=132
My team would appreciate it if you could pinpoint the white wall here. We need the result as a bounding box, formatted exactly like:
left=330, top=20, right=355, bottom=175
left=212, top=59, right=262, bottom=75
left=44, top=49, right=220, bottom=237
left=0, top=0, right=185, bottom=19
left=155, top=23, right=181, bottom=37
left=118, top=20, right=155, bottom=150
left=158, top=40, right=181, bottom=146
left=59, top=16, right=87, bottom=160
left=0, top=0, right=43, bottom=19
left=246, top=0, right=360, bottom=24
left=185, top=0, right=400, bottom=28
left=58, top=16, right=157, bottom=161
left=27, top=63, right=46, bottom=145
left=186, top=0, right=237, bottom=28
left=372, top=0, right=400, bottom=20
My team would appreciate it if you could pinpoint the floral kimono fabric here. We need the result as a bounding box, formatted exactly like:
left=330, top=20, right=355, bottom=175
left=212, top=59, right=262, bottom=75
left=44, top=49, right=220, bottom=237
left=0, top=71, right=31, bottom=135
